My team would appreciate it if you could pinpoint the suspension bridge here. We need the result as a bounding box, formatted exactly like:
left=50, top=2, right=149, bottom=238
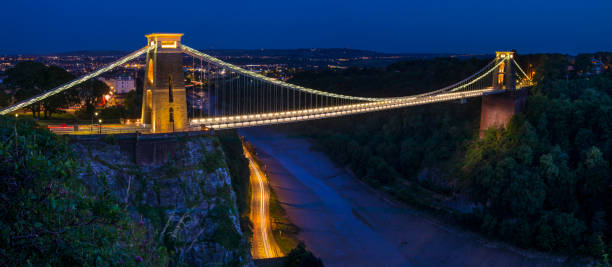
left=0, top=33, right=533, bottom=134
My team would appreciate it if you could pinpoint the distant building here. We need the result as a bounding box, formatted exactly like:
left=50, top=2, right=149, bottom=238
left=0, top=62, right=13, bottom=72
left=591, top=58, right=606, bottom=75
left=100, top=76, right=135, bottom=94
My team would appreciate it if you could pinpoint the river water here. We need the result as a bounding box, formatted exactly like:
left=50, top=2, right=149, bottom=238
left=240, top=126, right=564, bottom=267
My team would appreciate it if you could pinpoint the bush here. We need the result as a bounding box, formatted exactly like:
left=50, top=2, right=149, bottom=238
left=284, top=242, right=323, bottom=267
left=100, top=105, right=128, bottom=120
left=74, top=103, right=96, bottom=120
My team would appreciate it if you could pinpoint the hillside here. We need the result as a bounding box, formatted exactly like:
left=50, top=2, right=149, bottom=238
left=0, top=116, right=252, bottom=266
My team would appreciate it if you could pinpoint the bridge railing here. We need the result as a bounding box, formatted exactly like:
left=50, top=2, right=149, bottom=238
left=47, top=124, right=152, bottom=135
left=201, top=88, right=503, bottom=129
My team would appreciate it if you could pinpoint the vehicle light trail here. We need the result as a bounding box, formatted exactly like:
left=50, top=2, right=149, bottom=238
left=244, top=144, right=282, bottom=259
left=254, top=156, right=272, bottom=257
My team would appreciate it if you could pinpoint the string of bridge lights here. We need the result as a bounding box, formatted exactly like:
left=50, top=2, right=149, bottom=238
left=0, top=40, right=532, bottom=128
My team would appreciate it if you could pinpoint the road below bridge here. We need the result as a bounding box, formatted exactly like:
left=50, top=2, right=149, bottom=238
left=244, top=143, right=283, bottom=259
left=240, top=126, right=565, bottom=267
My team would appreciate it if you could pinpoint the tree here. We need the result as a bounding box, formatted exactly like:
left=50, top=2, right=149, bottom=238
left=539, top=146, right=577, bottom=212
left=77, top=79, right=110, bottom=117
left=574, top=54, right=593, bottom=75
left=0, top=90, right=10, bottom=107
left=538, top=212, right=586, bottom=252
left=2, top=62, right=77, bottom=118
left=284, top=242, right=323, bottom=267
left=123, top=89, right=142, bottom=118
left=3, top=61, right=47, bottom=118
left=40, top=65, right=79, bottom=118
left=578, top=147, right=610, bottom=220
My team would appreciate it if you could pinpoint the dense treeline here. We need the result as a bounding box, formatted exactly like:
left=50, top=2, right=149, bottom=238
left=464, top=70, right=612, bottom=255
left=287, top=54, right=612, bottom=257
left=290, top=57, right=491, bottom=97
left=0, top=116, right=166, bottom=265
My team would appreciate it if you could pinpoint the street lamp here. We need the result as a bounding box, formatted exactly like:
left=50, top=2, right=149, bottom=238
left=91, top=112, right=99, bottom=132
left=98, top=119, right=102, bottom=134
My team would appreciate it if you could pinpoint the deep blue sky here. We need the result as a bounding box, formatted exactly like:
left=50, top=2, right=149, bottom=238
left=1, top=0, right=611, bottom=55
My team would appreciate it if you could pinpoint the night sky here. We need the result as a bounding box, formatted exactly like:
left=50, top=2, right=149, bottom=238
left=1, top=0, right=611, bottom=55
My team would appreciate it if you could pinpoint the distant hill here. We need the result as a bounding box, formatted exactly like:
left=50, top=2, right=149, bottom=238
left=53, top=50, right=130, bottom=56
left=1, top=49, right=492, bottom=70
left=200, top=48, right=457, bottom=59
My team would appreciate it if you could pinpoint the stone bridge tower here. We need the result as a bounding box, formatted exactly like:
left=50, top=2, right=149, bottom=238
left=141, top=33, right=188, bottom=133
left=479, top=51, right=527, bottom=137
left=492, top=51, right=516, bottom=90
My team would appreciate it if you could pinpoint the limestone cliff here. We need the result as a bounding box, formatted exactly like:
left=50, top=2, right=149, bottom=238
left=72, top=135, right=251, bottom=266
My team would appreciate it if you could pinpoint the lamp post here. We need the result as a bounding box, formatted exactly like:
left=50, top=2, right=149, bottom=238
left=98, top=119, right=102, bottom=134
left=91, top=112, right=98, bottom=133
left=13, top=113, right=18, bottom=130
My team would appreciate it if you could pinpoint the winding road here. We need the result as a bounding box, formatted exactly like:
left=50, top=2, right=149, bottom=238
left=245, top=144, right=283, bottom=259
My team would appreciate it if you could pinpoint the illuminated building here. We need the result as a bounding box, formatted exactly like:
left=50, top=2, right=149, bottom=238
left=100, top=76, right=136, bottom=94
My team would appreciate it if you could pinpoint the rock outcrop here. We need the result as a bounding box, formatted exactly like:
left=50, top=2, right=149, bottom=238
left=73, top=136, right=251, bottom=266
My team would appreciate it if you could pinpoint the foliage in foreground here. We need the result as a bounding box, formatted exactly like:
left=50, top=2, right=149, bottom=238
left=0, top=116, right=166, bottom=266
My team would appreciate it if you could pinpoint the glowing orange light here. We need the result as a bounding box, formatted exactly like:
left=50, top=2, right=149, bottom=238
left=498, top=61, right=505, bottom=85
left=147, top=58, right=154, bottom=84
left=161, top=41, right=177, bottom=48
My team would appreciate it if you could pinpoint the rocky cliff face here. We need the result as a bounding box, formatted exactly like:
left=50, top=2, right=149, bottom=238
left=72, top=136, right=251, bottom=266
